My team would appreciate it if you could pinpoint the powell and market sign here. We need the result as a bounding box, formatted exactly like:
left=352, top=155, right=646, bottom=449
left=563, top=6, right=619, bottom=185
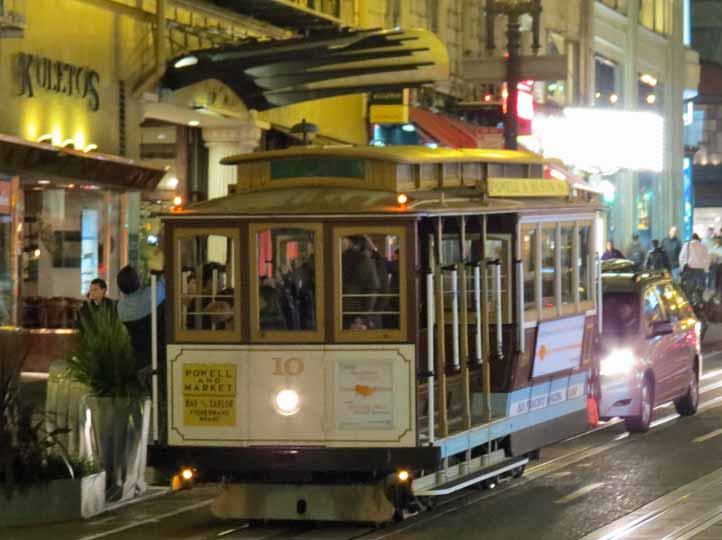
left=15, top=53, right=101, bottom=111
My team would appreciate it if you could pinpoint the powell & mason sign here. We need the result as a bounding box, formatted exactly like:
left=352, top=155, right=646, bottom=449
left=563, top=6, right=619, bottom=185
left=15, top=52, right=101, bottom=111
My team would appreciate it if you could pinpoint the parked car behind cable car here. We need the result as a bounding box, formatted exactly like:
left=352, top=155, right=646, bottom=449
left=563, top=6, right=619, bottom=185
left=598, top=260, right=701, bottom=433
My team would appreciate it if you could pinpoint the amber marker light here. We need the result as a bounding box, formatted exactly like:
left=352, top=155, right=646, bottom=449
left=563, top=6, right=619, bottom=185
left=397, top=193, right=409, bottom=205
left=181, top=468, right=194, bottom=481
left=173, top=195, right=183, bottom=207
left=397, top=470, right=410, bottom=482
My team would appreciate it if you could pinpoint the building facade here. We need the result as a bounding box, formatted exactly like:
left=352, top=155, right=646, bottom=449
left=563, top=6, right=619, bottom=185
left=356, top=0, right=698, bottom=249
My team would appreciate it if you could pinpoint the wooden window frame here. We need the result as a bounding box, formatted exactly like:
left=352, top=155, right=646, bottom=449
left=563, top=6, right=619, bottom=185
left=541, top=223, right=559, bottom=320
left=578, top=220, right=595, bottom=313
left=248, top=222, right=325, bottom=343
left=522, top=223, right=541, bottom=322
left=173, top=227, right=242, bottom=343
left=333, top=226, right=407, bottom=343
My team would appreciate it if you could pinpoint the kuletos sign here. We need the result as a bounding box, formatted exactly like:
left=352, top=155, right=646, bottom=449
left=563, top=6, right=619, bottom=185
left=15, top=52, right=101, bottom=111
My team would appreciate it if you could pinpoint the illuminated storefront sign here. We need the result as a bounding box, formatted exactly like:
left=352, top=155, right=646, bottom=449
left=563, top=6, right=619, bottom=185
left=16, top=52, right=101, bottom=111
left=531, top=108, right=664, bottom=174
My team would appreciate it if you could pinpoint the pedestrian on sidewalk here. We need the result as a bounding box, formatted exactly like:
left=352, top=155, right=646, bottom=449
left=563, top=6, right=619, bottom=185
left=79, top=278, right=116, bottom=330
left=662, top=226, right=682, bottom=280
left=625, top=234, right=646, bottom=268
left=645, top=239, right=670, bottom=271
left=679, top=233, right=710, bottom=290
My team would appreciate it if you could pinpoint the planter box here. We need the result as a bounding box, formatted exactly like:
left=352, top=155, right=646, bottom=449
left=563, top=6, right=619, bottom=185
left=0, top=471, right=106, bottom=527
left=83, top=397, right=151, bottom=502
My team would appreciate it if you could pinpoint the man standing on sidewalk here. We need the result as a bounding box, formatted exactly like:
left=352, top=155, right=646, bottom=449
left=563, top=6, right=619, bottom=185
left=679, top=233, right=710, bottom=290
left=662, top=226, right=683, bottom=280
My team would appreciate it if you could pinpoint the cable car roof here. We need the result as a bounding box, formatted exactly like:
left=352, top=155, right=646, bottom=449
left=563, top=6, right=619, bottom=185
left=167, top=185, right=599, bottom=218
left=220, top=145, right=547, bottom=166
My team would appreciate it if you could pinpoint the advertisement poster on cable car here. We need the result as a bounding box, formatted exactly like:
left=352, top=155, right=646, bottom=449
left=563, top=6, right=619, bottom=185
left=335, top=361, right=394, bottom=430
left=532, top=315, right=586, bottom=378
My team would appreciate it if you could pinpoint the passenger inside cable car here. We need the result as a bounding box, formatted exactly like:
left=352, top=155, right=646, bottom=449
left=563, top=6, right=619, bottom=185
left=341, top=234, right=400, bottom=331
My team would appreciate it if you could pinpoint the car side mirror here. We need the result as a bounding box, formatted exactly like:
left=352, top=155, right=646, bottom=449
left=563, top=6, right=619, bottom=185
left=649, top=320, right=674, bottom=338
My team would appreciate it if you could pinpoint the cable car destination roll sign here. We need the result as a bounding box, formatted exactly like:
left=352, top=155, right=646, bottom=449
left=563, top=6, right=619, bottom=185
left=182, top=364, right=237, bottom=426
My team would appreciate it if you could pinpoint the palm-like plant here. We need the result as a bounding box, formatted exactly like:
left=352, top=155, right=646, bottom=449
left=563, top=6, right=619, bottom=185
left=66, top=309, right=146, bottom=400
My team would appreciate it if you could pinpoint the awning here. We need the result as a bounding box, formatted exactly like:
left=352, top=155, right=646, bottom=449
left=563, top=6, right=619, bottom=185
left=208, top=0, right=345, bottom=32
left=164, top=28, right=449, bottom=111
left=0, top=134, right=166, bottom=191
left=410, top=107, right=503, bottom=149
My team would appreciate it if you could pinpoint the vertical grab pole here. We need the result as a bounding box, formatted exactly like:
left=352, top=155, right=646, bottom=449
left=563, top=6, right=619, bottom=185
left=493, top=261, right=503, bottom=359
left=481, top=216, right=492, bottom=422
left=426, top=272, right=435, bottom=444
left=474, top=264, right=483, bottom=364
left=434, top=218, right=449, bottom=439
left=596, top=254, right=603, bottom=334
left=450, top=267, right=460, bottom=371
left=211, top=268, right=218, bottom=330
left=517, top=261, right=525, bottom=353
left=150, top=274, right=159, bottom=444
left=459, top=217, right=472, bottom=436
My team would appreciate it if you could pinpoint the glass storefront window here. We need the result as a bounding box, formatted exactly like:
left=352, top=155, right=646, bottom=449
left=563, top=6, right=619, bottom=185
left=640, top=0, right=669, bottom=34
left=21, top=188, right=116, bottom=329
left=594, top=55, right=622, bottom=108
left=0, top=178, right=13, bottom=326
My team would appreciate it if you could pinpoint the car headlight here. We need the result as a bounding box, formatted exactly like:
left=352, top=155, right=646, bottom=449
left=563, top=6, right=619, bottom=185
left=600, top=349, right=636, bottom=377
left=274, top=388, right=300, bottom=416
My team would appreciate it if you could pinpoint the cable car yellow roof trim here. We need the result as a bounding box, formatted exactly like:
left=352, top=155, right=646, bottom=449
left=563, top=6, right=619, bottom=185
left=220, top=145, right=547, bottom=166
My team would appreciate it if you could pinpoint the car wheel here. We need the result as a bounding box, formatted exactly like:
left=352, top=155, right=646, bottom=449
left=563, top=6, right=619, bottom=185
left=675, top=370, right=699, bottom=416
left=625, top=378, right=653, bottom=433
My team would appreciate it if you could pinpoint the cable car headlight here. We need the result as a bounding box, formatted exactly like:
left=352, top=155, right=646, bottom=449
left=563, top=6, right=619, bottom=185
left=274, top=388, right=301, bottom=416
left=599, top=348, right=635, bottom=377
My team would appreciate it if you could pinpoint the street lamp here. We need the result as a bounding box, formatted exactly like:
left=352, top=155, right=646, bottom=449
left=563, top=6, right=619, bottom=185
left=485, top=0, right=542, bottom=150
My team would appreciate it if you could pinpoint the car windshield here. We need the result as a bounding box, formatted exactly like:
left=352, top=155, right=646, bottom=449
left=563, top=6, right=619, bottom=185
left=603, top=292, right=640, bottom=338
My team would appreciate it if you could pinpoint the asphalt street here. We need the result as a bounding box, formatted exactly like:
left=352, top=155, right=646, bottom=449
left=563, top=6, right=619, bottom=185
left=5, top=337, right=722, bottom=540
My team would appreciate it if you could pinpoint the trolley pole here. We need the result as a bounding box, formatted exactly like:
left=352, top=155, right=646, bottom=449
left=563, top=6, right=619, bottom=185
left=485, top=0, right=543, bottom=151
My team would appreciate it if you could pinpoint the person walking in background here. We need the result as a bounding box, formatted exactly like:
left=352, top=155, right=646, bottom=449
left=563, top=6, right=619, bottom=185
left=624, top=234, right=646, bottom=268
left=644, top=239, right=670, bottom=271
left=662, top=226, right=682, bottom=280
left=679, top=233, right=710, bottom=290
left=601, top=240, right=625, bottom=261
left=79, top=278, right=116, bottom=330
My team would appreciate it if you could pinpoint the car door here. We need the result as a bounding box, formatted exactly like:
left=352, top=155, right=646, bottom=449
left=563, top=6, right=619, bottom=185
left=656, top=282, right=690, bottom=397
left=641, top=286, right=675, bottom=402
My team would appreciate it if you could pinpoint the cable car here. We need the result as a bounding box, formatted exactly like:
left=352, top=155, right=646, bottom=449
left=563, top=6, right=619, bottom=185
left=149, top=146, right=603, bottom=522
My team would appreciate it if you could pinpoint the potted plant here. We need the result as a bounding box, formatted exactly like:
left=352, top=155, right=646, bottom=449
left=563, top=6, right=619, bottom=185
left=66, top=309, right=151, bottom=502
left=0, top=329, right=105, bottom=526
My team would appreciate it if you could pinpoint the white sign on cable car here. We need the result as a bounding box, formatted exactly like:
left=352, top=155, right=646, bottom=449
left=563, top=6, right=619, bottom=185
left=532, top=314, right=586, bottom=378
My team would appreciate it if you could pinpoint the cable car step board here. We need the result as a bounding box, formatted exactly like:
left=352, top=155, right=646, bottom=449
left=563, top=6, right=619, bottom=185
left=413, top=453, right=529, bottom=497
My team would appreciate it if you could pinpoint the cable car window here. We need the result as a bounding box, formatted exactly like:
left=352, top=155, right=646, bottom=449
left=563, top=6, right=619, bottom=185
left=522, top=226, right=538, bottom=313
left=250, top=224, right=324, bottom=342
left=174, top=228, right=240, bottom=342
left=541, top=226, right=557, bottom=313
left=335, top=227, right=407, bottom=342
left=579, top=223, right=592, bottom=303
left=561, top=224, right=575, bottom=306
